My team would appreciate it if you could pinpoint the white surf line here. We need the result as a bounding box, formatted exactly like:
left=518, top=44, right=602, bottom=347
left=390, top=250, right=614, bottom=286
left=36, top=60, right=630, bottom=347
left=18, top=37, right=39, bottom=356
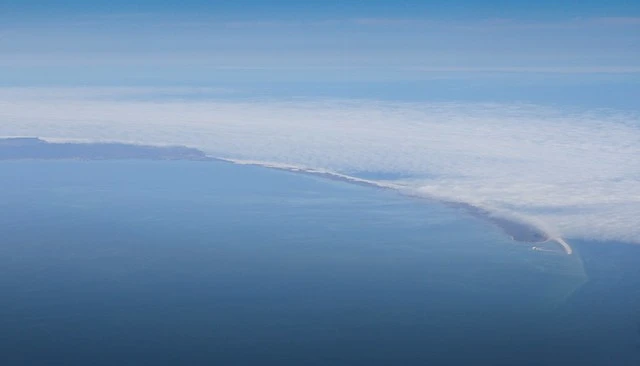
left=531, top=239, right=573, bottom=255
left=533, top=237, right=573, bottom=255
left=217, top=157, right=403, bottom=190
left=531, top=246, right=557, bottom=253
left=551, top=237, right=574, bottom=255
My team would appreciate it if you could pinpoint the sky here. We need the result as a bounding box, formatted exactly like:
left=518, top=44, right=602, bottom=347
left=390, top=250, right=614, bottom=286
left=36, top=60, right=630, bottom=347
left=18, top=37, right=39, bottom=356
left=4, top=0, right=640, bottom=19
left=1, top=0, right=639, bottom=98
left=1, top=1, right=640, bottom=244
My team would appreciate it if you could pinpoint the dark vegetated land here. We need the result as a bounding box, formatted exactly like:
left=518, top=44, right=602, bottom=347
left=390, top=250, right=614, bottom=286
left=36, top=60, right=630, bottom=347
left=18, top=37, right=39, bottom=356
left=0, top=137, right=210, bottom=161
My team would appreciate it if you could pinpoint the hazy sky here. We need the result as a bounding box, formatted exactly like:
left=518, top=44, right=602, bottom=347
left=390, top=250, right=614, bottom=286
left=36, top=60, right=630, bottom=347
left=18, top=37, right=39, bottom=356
left=2, top=1, right=639, bottom=96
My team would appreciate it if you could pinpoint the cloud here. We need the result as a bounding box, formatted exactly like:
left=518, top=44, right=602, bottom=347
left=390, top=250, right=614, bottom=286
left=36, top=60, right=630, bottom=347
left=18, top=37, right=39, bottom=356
left=1, top=87, right=639, bottom=244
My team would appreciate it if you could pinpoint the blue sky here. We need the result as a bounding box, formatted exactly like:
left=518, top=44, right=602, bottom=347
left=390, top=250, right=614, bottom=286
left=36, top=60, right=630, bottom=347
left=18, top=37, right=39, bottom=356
left=1, top=1, right=639, bottom=106
left=4, top=0, right=640, bottom=19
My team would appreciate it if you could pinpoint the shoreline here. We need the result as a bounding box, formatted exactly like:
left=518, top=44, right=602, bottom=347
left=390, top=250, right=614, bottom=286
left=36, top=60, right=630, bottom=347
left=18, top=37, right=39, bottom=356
left=218, top=157, right=574, bottom=255
left=0, top=137, right=574, bottom=255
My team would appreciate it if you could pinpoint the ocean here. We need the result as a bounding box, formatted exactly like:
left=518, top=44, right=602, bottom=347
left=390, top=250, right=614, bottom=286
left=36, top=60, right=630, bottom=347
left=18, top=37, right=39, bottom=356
left=0, top=160, right=638, bottom=365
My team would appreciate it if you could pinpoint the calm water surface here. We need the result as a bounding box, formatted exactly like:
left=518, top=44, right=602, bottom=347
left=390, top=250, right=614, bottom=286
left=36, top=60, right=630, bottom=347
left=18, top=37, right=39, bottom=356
left=0, top=161, right=638, bottom=365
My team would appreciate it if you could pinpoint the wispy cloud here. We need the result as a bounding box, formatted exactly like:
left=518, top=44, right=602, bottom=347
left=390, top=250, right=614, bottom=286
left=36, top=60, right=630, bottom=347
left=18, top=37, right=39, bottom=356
left=1, top=87, right=639, bottom=244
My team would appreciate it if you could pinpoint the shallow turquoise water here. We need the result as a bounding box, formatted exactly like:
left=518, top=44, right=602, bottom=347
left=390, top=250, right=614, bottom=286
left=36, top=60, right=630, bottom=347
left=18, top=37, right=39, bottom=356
left=0, top=160, right=637, bottom=365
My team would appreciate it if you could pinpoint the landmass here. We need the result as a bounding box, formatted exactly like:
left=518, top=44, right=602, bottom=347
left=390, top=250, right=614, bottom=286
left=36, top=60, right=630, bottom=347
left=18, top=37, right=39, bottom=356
left=223, top=158, right=574, bottom=255
left=1, top=137, right=573, bottom=254
left=440, top=201, right=572, bottom=254
left=458, top=204, right=548, bottom=242
left=0, top=137, right=211, bottom=161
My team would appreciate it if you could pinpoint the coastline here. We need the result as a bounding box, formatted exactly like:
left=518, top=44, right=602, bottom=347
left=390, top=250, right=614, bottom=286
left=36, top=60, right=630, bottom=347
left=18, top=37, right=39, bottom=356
left=218, top=157, right=574, bottom=255
left=0, top=137, right=574, bottom=254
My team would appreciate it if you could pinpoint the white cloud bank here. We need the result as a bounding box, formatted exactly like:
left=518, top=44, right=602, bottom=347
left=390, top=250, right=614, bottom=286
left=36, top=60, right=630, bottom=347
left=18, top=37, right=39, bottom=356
left=1, top=87, right=639, bottom=244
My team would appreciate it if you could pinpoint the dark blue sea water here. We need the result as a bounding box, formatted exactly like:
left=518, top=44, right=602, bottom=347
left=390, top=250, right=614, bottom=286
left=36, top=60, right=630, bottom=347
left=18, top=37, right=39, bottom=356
left=0, top=161, right=638, bottom=365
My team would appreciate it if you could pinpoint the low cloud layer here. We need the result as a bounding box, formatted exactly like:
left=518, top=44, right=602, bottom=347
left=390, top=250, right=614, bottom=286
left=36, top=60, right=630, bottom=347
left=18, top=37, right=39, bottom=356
left=1, top=88, right=639, bottom=243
